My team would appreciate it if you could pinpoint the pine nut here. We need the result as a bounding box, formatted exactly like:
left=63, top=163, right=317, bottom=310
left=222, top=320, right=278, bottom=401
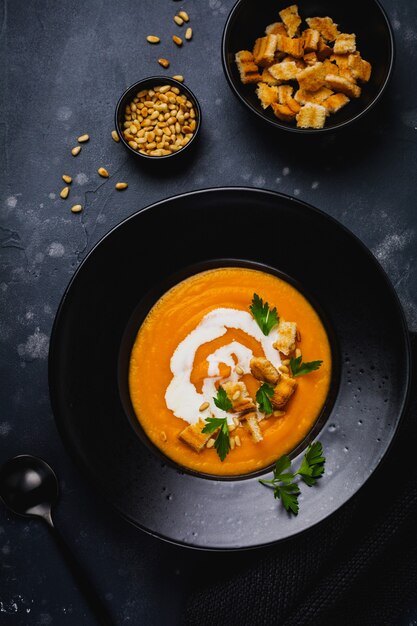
left=295, top=348, right=302, bottom=358
left=232, top=391, right=240, bottom=400
left=70, top=204, right=82, bottom=213
left=233, top=417, right=240, bottom=427
left=185, top=27, right=192, bottom=40
left=77, top=134, right=89, bottom=143
left=199, top=402, right=209, bottom=411
left=235, top=365, right=244, bottom=375
left=179, top=10, right=189, bottom=22
left=60, top=186, right=69, bottom=199
left=111, top=130, right=120, bottom=142
left=98, top=167, right=109, bottom=178
left=172, top=35, right=183, bottom=46
left=273, top=410, right=286, bottom=417
left=115, top=182, right=128, bottom=190
left=172, top=75, right=184, bottom=82
left=279, top=365, right=289, bottom=374
left=228, top=423, right=236, bottom=432
left=183, top=125, right=192, bottom=133
left=235, top=435, right=241, bottom=447
left=158, top=58, right=170, bottom=68
left=206, top=438, right=215, bottom=449
left=174, top=15, right=184, bottom=26
left=71, top=146, right=81, bottom=156
left=147, top=35, right=160, bottom=43
left=282, top=359, right=290, bottom=365
left=128, top=140, right=138, bottom=149
left=230, top=437, right=236, bottom=450
left=159, top=85, right=171, bottom=93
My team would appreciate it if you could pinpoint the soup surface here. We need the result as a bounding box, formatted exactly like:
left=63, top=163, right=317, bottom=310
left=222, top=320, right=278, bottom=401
left=129, top=267, right=332, bottom=476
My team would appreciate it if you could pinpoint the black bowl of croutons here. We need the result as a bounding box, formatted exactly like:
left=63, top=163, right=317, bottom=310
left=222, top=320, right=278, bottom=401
left=222, top=0, right=394, bottom=132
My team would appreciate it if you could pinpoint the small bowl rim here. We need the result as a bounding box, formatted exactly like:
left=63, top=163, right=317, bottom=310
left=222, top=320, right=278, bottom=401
left=221, top=0, right=395, bottom=134
left=115, top=76, right=202, bottom=158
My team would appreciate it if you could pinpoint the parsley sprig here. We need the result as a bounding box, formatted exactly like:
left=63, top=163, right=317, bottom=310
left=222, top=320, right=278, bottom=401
left=259, top=442, right=326, bottom=515
left=202, top=387, right=232, bottom=461
left=250, top=293, right=279, bottom=336
left=213, top=386, right=232, bottom=412
left=290, top=356, right=323, bottom=377
left=256, top=382, right=274, bottom=415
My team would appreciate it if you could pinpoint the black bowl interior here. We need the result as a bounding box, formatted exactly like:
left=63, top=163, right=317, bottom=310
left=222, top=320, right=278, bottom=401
left=49, top=188, right=410, bottom=549
left=115, top=76, right=201, bottom=159
left=222, top=0, right=394, bottom=132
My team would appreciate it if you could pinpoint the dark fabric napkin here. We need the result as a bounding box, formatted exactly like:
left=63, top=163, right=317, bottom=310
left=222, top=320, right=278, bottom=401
left=184, top=333, right=416, bottom=626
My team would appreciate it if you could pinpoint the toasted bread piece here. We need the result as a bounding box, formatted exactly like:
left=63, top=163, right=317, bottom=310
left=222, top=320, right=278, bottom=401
left=271, top=375, right=297, bottom=409
left=244, top=411, right=263, bottom=443
left=273, top=319, right=297, bottom=355
left=297, top=61, right=334, bottom=92
left=222, top=381, right=256, bottom=413
left=235, top=50, right=262, bottom=84
left=323, top=93, right=350, bottom=113
left=338, top=67, right=356, bottom=81
left=250, top=357, right=280, bottom=385
left=269, top=60, right=301, bottom=81
left=282, top=55, right=306, bottom=69
left=276, top=34, right=304, bottom=58
left=333, top=33, right=356, bottom=55
left=260, top=67, right=281, bottom=85
left=253, top=34, right=278, bottom=67
left=178, top=418, right=212, bottom=452
left=306, top=16, right=340, bottom=42
left=317, top=37, right=333, bottom=60
left=348, top=53, right=372, bottom=82
left=265, top=21, right=287, bottom=36
left=296, top=102, right=327, bottom=128
left=325, top=74, right=361, bottom=98
left=303, top=51, right=318, bottom=66
left=330, top=53, right=350, bottom=69
left=256, top=83, right=279, bottom=109
left=279, top=4, right=301, bottom=38
left=303, top=28, right=320, bottom=52
left=271, top=102, right=296, bottom=121
left=277, top=84, right=294, bottom=104
left=295, top=86, right=333, bottom=105
left=285, top=97, right=301, bottom=114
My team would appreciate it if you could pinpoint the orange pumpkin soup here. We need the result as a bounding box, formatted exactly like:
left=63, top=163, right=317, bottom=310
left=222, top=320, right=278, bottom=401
left=128, top=267, right=332, bottom=476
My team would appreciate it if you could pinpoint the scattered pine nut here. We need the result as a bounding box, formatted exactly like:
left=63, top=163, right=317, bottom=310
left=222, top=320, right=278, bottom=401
left=185, top=27, right=192, bottom=40
left=273, top=410, right=286, bottom=417
left=235, top=365, right=244, bottom=375
left=206, top=438, right=215, bottom=449
left=71, top=146, right=81, bottom=156
left=174, top=15, right=184, bottom=26
left=295, top=348, right=302, bottom=359
left=147, top=35, right=160, bottom=43
left=178, top=10, right=189, bottom=22
left=70, top=204, right=82, bottom=213
left=172, top=75, right=184, bottom=82
left=160, top=431, right=167, bottom=442
left=232, top=391, right=241, bottom=400
left=230, top=437, right=236, bottom=450
left=158, top=58, right=170, bottom=68
left=98, top=167, right=109, bottom=178
left=111, top=130, right=120, bottom=142
left=228, top=423, right=236, bottom=432
left=235, top=435, right=241, bottom=447
left=199, top=401, right=210, bottom=411
left=115, top=182, right=128, bottom=190
left=282, top=359, right=290, bottom=365
left=60, top=186, right=69, bottom=199
left=279, top=365, right=289, bottom=374
left=233, top=417, right=240, bottom=427
left=172, top=35, right=183, bottom=46
left=77, top=134, right=89, bottom=143
left=62, top=174, right=72, bottom=184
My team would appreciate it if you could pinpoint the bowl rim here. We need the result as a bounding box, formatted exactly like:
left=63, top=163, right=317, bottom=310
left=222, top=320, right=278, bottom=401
left=221, top=0, right=395, bottom=134
left=114, top=76, right=202, bottom=159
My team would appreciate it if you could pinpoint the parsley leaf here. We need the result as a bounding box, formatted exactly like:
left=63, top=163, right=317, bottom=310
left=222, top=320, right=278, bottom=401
left=290, top=356, right=323, bottom=378
left=274, top=482, right=300, bottom=515
left=296, top=441, right=325, bottom=486
left=256, top=382, right=274, bottom=415
left=202, top=416, right=230, bottom=461
left=250, top=293, right=279, bottom=336
left=213, top=386, right=233, bottom=412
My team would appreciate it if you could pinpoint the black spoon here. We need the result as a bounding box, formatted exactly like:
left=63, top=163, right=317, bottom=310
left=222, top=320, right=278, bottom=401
left=0, top=455, right=114, bottom=626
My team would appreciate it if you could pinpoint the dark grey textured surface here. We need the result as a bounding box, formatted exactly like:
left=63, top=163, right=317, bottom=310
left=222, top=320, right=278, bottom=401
left=0, top=0, right=416, bottom=623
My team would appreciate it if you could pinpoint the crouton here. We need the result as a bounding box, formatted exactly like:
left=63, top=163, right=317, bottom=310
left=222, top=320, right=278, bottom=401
left=297, top=61, right=333, bottom=92
left=256, top=83, right=279, bottom=109
left=178, top=419, right=212, bottom=452
left=279, top=4, right=301, bottom=38
left=295, top=86, right=333, bottom=105
left=271, top=102, right=296, bottom=122
left=338, top=67, right=356, bottom=82
left=303, top=28, right=320, bottom=52
left=269, top=60, right=301, bottom=81
left=244, top=411, right=263, bottom=443
left=221, top=381, right=256, bottom=413
left=348, top=53, right=372, bottom=82
left=265, top=22, right=287, bottom=36
left=273, top=319, right=298, bottom=354
left=253, top=34, right=278, bottom=67
left=282, top=55, right=306, bottom=69
left=303, top=51, right=318, bottom=66
left=325, top=74, right=361, bottom=98
left=250, top=357, right=280, bottom=385
left=323, top=93, right=350, bottom=113
left=330, top=53, right=350, bottom=69
left=276, top=34, right=304, bottom=58
left=271, top=376, right=297, bottom=408
left=317, top=37, right=333, bottom=60
left=306, top=16, right=340, bottom=42
left=235, top=50, right=262, bottom=84
left=333, top=33, right=356, bottom=55
left=260, top=67, right=281, bottom=85
left=277, top=84, right=294, bottom=104
left=296, top=103, right=327, bottom=128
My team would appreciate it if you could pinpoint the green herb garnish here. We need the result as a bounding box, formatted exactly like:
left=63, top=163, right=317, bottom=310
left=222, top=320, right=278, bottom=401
left=289, top=356, right=323, bottom=377
left=202, top=417, right=230, bottom=462
left=259, top=442, right=326, bottom=515
left=213, top=386, right=233, bottom=412
left=250, top=293, right=279, bottom=336
left=256, top=382, right=275, bottom=415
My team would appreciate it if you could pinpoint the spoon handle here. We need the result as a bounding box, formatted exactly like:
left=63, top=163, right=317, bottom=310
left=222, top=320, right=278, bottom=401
left=46, top=518, right=114, bottom=626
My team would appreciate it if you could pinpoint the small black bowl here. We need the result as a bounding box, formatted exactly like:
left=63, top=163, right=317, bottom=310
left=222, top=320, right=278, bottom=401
left=115, top=76, right=201, bottom=159
left=222, top=0, right=394, bottom=133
